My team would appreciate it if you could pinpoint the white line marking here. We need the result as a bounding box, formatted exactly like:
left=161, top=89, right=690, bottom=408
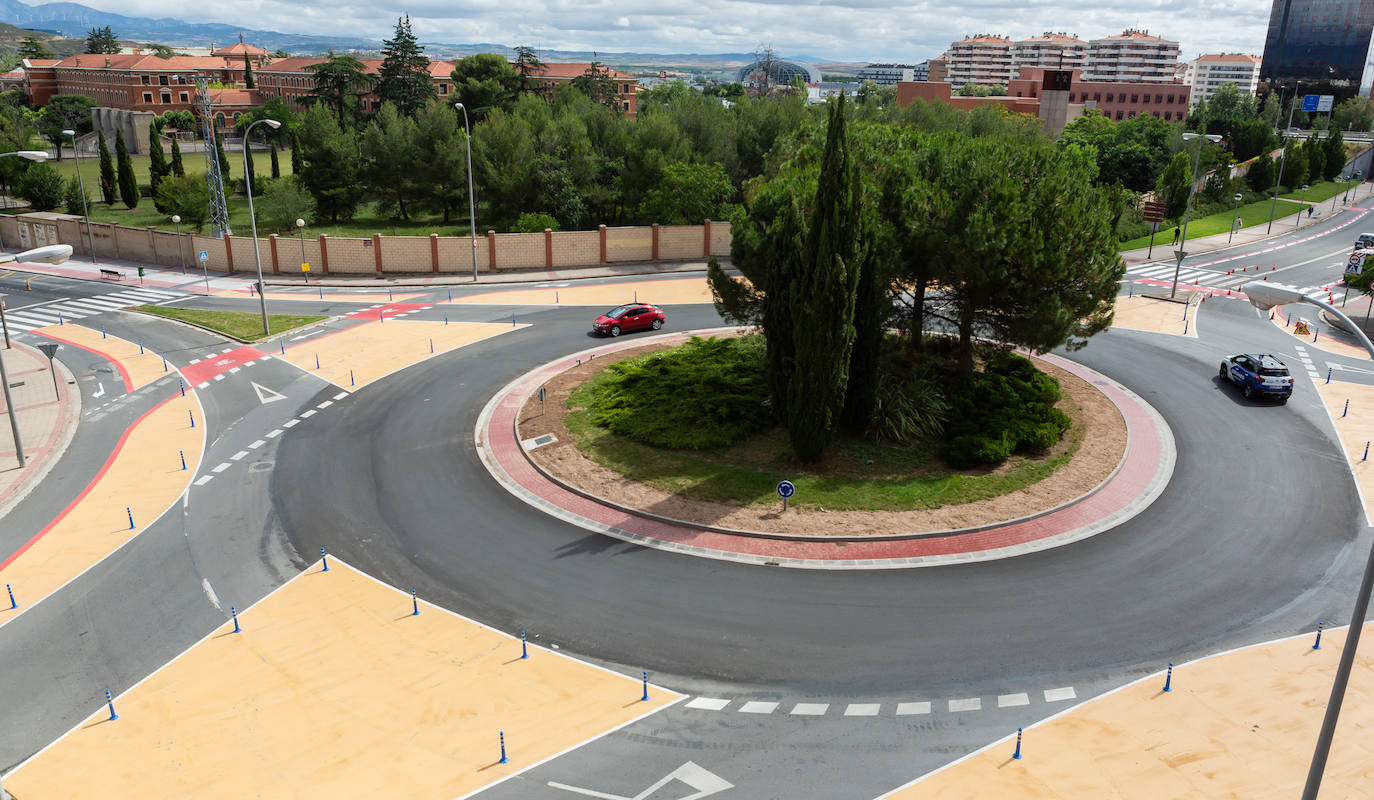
left=1043, top=687, right=1076, bottom=702
left=211, top=462, right=231, bottom=473
left=684, top=697, right=730, bottom=711
left=213, top=374, right=224, bottom=381
left=193, top=475, right=213, bottom=486
left=948, top=698, right=982, bottom=712
left=200, top=578, right=221, bottom=610
left=997, top=693, right=1030, bottom=708
left=895, top=701, right=931, bottom=715
left=248, top=439, right=266, bottom=449
left=265, top=429, right=283, bottom=438
left=317, top=400, right=333, bottom=408
left=228, top=367, right=240, bottom=374
left=196, top=382, right=209, bottom=389
left=790, top=703, right=829, bottom=716
left=230, top=450, right=249, bottom=460
left=300, top=409, right=316, bottom=418
left=282, top=419, right=300, bottom=428
left=844, top=703, right=880, bottom=716
left=333, top=391, right=348, bottom=400
left=738, top=701, right=778, bottom=714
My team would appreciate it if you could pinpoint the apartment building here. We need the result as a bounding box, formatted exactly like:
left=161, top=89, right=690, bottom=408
left=1183, top=53, right=1261, bottom=105
left=1084, top=29, right=1181, bottom=83
left=1013, top=32, right=1088, bottom=71
left=946, top=35, right=1015, bottom=87
left=857, top=64, right=917, bottom=84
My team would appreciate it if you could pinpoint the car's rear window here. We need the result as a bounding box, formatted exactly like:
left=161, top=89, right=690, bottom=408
left=1258, top=366, right=1288, bottom=376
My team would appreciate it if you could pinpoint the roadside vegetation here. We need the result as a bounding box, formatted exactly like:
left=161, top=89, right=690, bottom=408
left=136, top=305, right=325, bottom=341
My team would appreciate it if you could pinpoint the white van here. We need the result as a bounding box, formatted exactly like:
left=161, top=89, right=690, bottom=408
left=1356, top=233, right=1374, bottom=250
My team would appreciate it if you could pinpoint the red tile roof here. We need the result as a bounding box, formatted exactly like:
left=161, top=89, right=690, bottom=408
left=536, top=62, right=635, bottom=80
left=1194, top=53, right=1260, bottom=63
left=213, top=42, right=267, bottom=56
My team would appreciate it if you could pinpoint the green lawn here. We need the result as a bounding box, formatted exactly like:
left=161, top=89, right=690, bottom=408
left=1277, top=179, right=1359, bottom=204
left=562, top=389, right=1082, bottom=512
left=1120, top=198, right=1307, bottom=250
left=47, top=148, right=296, bottom=186
left=136, top=305, right=325, bottom=341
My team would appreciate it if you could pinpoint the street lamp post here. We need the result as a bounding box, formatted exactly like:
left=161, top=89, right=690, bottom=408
left=1169, top=132, right=1223, bottom=300
left=242, top=118, right=281, bottom=336
left=172, top=213, right=185, bottom=275
left=1298, top=183, right=1309, bottom=227
left=454, top=102, right=478, bottom=282
left=1332, top=179, right=1343, bottom=213
left=62, top=131, right=98, bottom=265
left=1242, top=280, right=1374, bottom=800
left=0, top=150, right=45, bottom=469
left=296, top=218, right=307, bottom=283
left=1268, top=96, right=1300, bottom=233
left=1229, top=192, right=1243, bottom=243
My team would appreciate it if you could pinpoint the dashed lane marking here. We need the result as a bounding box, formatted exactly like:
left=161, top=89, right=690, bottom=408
left=791, top=703, right=829, bottom=716
left=739, top=701, right=779, bottom=714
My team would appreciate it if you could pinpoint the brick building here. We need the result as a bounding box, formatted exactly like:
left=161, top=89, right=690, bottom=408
left=1008, top=66, right=1190, bottom=121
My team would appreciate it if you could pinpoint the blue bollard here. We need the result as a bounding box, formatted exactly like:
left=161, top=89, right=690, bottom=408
left=1013, top=727, right=1023, bottom=760
left=350, top=369, right=355, bottom=387
left=521, top=630, right=528, bottom=659
left=379, top=310, right=384, bottom=323
left=641, top=670, right=649, bottom=701
left=126, top=507, right=135, bottom=530
left=280, top=340, right=285, bottom=355
left=231, top=605, right=241, bottom=633
left=499, top=731, right=508, bottom=764
left=556, top=290, right=560, bottom=305
left=188, top=410, right=195, bottom=428
left=58, top=311, right=64, bottom=325
left=1343, top=399, right=1350, bottom=418
left=388, top=288, right=393, bottom=301
left=249, top=284, right=255, bottom=297
left=1313, top=621, right=1324, bottom=650
left=180, top=450, right=186, bottom=470
left=634, top=290, right=638, bottom=303
left=511, top=312, right=516, bottom=327
left=430, top=338, right=434, bottom=354
left=138, top=339, right=143, bottom=355
left=1314, top=328, right=1319, bottom=343
left=321, top=546, right=329, bottom=572
left=319, top=288, right=324, bottom=300
left=1327, top=367, right=1332, bottom=384
left=1128, top=282, right=1133, bottom=298
left=105, top=689, right=119, bottom=721
left=163, top=356, right=168, bottom=373
left=411, top=589, right=419, bottom=616
left=1364, top=442, right=1369, bottom=462
left=447, top=289, right=452, bottom=303
left=101, top=325, right=106, bottom=339
left=315, top=353, right=320, bottom=370
left=1183, top=319, right=1188, bottom=336
left=444, top=314, right=448, bottom=325
left=6, top=583, right=15, bottom=610
left=179, top=379, right=185, bottom=397
left=1163, top=662, right=1173, bottom=692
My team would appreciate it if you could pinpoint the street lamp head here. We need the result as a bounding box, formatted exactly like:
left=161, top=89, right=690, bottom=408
left=1181, top=133, right=1224, bottom=143
left=295, top=218, right=305, bottom=228
left=15, top=150, right=47, bottom=161
left=1241, top=280, right=1307, bottom=311
left=1303, top=184, right=1309, bottom=190
left=454, top=102, right=464, bottom=110
left=263, top=119, right=281, bottom=129
left=172, top=214, right=181, bottom=224
left=61, top=129, right=74, bottom=137
left=1234, top=193, right=1243, bottom=201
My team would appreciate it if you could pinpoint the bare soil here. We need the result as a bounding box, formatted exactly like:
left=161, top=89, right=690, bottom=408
left=517, top=339, right=1128, bottom=536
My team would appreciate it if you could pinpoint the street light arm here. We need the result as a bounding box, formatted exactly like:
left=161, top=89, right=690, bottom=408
left=1242, top=280, right=1374, bottom=359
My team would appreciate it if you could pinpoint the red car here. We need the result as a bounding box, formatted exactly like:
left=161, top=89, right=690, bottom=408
left=592, top=303, right=666, bottom=336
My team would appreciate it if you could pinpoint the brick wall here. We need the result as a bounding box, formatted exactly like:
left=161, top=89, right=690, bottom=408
left=190, top=234, right=231, bottom=272
left=709, top=221, right=732, bottom=256
left=114, top=225, right=155, bottom=263
left=659, top=226, right=702, bottom=260
left=436, top=234, right=479, bottom=273
left=274, top=234, right=321, bottom=276
left=492, top=233, right=546, bottom=270
left=229, top=235, right=267, bottom=274
left=604, top=227, right=653, bottom=261
left=550, top=231, right=600, bottom=267
left=380, top=236, right=430, bottom=273
left=324, top=236, right=376, bottom=274
left=0, top=216, right=20, bottom=249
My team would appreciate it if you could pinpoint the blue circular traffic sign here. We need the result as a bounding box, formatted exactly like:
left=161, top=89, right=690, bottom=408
left=776, top=480, right=795, bottom=499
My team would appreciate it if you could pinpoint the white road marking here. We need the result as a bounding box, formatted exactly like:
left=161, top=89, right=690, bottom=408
left=790, top=703, right=829, bottom=716
left=230, top=450, right=249, bottom=461
left=211, top=462, right=231, bottom=473
left=1044, top=687, right=1077, bottom=702
left=684, top=697, right=730, bottom=711
left=317, top=400, right=333, bottom=408
left=844, top=703, right=880, bottom=716
left=333, top=392, right=348, bottom=400
left=948, top=698, right=982, bottom=712
left=200, top=578, right=221, bottom=610
left=998, top=693, right=1030, bottom=708
left=248, top=439, right=266, bottom=449
left=282, top=419, right=300, bottom=428
left=895, top=702, right=931, bottom=715
left=300, top=409, right=316, bottom=418
left=738, top=701, right=778, bottom=714
left=193, top=475, right=213, bottom=486
left=265, top=429, right=283, bottom=438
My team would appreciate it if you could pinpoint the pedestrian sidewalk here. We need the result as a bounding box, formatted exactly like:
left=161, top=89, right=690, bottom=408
left=1122, top=182, right=1374, bottom=268
left=0, top=340, right=80, bottom=515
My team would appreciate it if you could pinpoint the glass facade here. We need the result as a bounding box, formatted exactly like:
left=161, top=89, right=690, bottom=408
left=1260, top=0, right=1374, bottom=88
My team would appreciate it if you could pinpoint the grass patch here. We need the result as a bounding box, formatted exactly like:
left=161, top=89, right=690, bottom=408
left=46, top=149, right=295, bottom=187
left=136, top=305, right=325, bottom=341
left=1277, top=179, right=1357, bottom=204
left=1119, top=198, right=1307, bottom=250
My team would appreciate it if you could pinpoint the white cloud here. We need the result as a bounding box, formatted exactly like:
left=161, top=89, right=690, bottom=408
left=70, top=0, right=1271, bottom=62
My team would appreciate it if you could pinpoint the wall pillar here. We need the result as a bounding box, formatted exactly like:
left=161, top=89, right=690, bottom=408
left=108, top=223, right=120, bottom=260
left=430, top=233, right=439, bottom=273
left=269, top=234, right=279, bottom=273
left=651, top=223, right=660, bottom=261
left=487, top=230, right=496, bottom=272
left=372, top=233, right=383, bottom=274
left=224, top=234, right=234, bottom=272
left=599, top=224, right=607, bottom=263
left=318, top=234, right=329, bottom=274
left=147, top=226, right=157, bottom=263
left=544, top=228, right=553, bottom=268
left=703, top=220, right=711, bottom=258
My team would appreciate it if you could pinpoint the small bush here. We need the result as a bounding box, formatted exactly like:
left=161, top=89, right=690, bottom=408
left=940, top=352, right=1070, bottom=468
left=513, top=212, right=559, bottom=233
left=17, top=162, right=64, bottom=211
left=583, top=335, right=770, bottom=450
left=869, top=368, right=948, bottom=444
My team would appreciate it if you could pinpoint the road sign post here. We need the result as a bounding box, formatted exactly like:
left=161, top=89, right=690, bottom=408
left=197, top=249, right=211, bottom=295
left=35, top=342, right=60, bottom=397
left=776, top=479, right=795, bottom=512
left=1142, top=201, right=1167, bottom=260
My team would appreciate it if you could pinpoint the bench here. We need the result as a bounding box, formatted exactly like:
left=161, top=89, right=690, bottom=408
left=99, top=268, right=122, bottom=280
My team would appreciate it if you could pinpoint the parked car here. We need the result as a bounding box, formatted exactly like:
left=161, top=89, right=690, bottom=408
left=1219, top=353, right=1294, bottom=402
left=592, top=303, right=666, bottom=336
left=1355, top=232, right=1374, bottom=250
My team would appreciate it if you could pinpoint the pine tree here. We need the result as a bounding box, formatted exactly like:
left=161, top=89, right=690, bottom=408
left=243, top=52, right=256, bottom=89
left=115, top=130, right=138, bottom=209
left=63, top=177, right=87, bottom=216
left=787, top=96, right=860, bottom=463
left=97, top=130, right=115, bottom=204
left=170, top=137, right=184, bottom=176
left=376, top=16, right=434, bottom=117
left=269, top=145, right=280, bottom=179
left=290, top=130, right=303, bottom=175
left=215, top=134, right=231, bottom=181
left=147, top=133, right=167, bottom=198
left=245, top=144, right=256, bottom=192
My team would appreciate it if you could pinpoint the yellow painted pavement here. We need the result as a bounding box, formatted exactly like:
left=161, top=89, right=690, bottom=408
left=1110, top=294, right=1199, bottom=338
left=0, top=390, right=204, bottom=629
left=1269, top=308, right=1372, bottom=361
left=452, top=276, right=714, bottom=307
left=4, top=559, right=680, bottom=799
left=279, top=319, right=522, bottom=389
left=215, top=289, right=427, bottom=303
left=33, top=323, right=172, bottom=390
left=1315, top=379, right=1374, bottom=524
left=884, top=623, right=1374, bottom=799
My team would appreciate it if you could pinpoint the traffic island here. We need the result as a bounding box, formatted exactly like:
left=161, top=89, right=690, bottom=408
left=1112, top=291, right=1201, bottom=338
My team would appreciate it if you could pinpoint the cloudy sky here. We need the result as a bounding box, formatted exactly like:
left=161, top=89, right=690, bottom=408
left=95, top=0, right=1274, bottom=62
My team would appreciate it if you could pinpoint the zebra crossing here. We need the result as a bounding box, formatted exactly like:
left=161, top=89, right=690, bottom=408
left=1, top=287, right=181, bottom=333
left=1127, top=262, right=1259, bottom=290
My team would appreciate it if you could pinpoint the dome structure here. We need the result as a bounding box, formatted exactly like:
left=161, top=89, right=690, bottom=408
left=736, top=58, right=821, bottom=86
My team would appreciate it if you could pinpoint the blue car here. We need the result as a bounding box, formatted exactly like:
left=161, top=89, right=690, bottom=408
left=1219, top=353, right=1294, bottom=402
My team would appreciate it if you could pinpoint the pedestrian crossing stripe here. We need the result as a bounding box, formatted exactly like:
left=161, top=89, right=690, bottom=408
left=2, top=288, right=184, bottom=333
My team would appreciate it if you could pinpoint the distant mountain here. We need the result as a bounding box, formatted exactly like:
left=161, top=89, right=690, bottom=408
left=0, top=0, right=378, bottom=52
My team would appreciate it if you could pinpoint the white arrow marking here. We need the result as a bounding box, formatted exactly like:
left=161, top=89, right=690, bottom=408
left=92, top=382, right=105, bottom=399
left=252, top=382, right=287, bottom=404
left=1328, top=362, right=1374, bottom=376
left=548, top=761, right=733, bottom=800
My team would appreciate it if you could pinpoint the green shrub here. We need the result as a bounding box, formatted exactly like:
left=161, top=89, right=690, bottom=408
left=513, top=211, right=559, bottom=233
left=869, top=369, right=948, bottom=444
left=940, top=352, right=1070, bottom=468
left=17, top=162, right=64, bottom=211
left=582, top=335, right=770, bottom=450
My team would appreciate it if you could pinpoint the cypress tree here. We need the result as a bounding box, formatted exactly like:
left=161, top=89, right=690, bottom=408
left=97, top=131, right=115, bottom=204
left=245, top=143, right=256, bottom=193
left=170, top=136, right=184, bottom=176
left=787, top=95, right=861, bottom=463
left=269, top=145, right=280, bottom=179
left=215, top=134, right=231, bottom=181
left=290, top=130, right=303, bottom=175
left=147, top=133, right=167, bottom=198
left=243, top=52, right=256, bottom=89
left=115, top=130, right=138, bottom=208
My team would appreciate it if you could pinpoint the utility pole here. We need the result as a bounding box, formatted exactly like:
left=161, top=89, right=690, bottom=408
left=195, top=76, right=231, bottom=238
left=1268, top=91, right=1299, bottom=234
